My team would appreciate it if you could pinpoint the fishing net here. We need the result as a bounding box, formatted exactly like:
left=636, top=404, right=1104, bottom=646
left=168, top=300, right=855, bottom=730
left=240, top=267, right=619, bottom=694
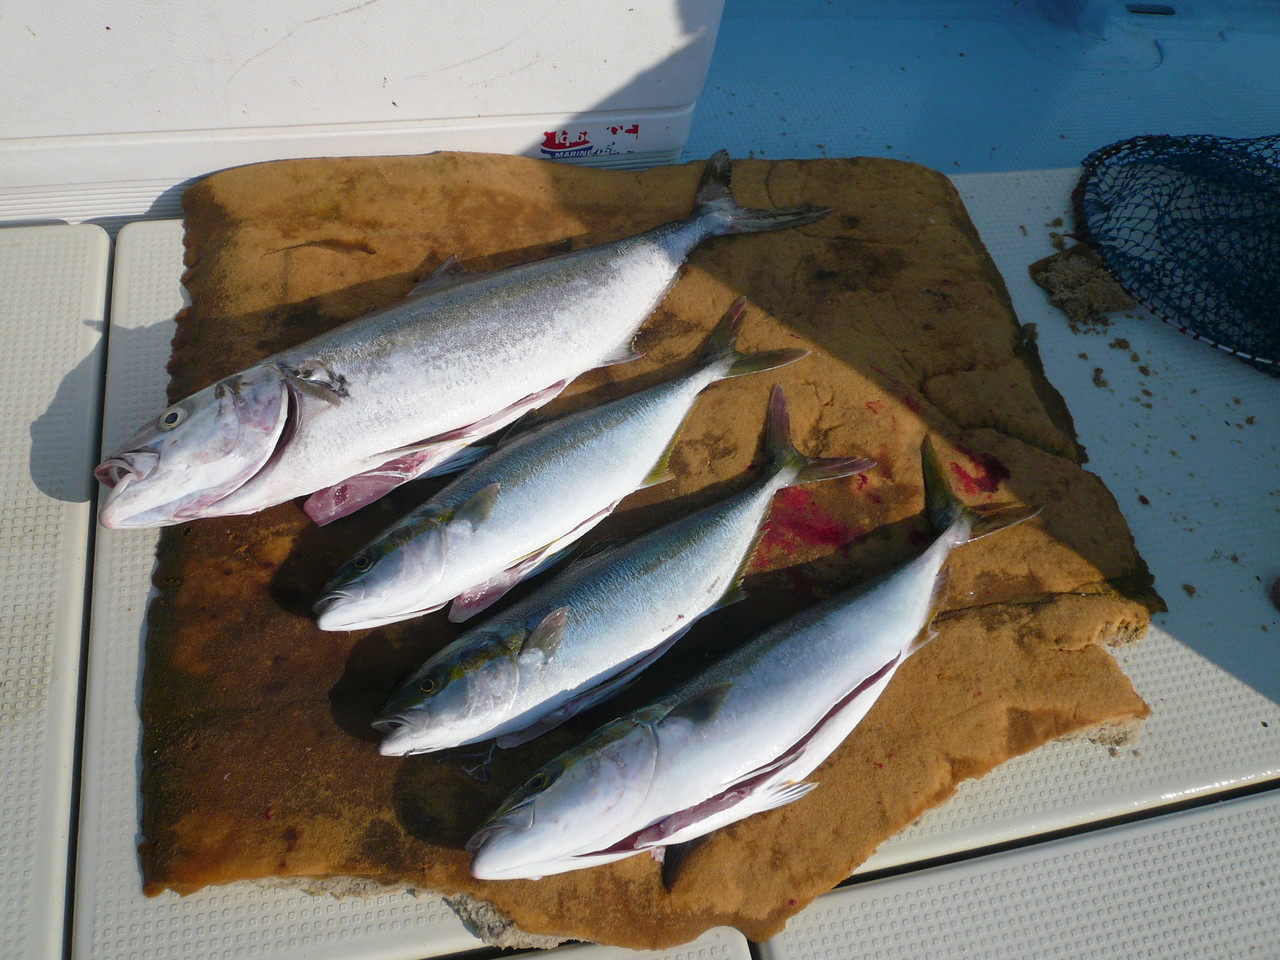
left=1072, top=133, right=1280, bottom=375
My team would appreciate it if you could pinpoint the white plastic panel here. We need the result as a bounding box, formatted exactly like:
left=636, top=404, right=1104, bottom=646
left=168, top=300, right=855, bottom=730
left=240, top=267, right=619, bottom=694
left=763, top=789, right=1280, bottom=960
left=563, top=926, right=752, bottom=960
left=78, top=165, right=1280, bottom=956
left=856, top=169, right=1280, bottom=872
left=0, top=223, right=109, bottom=960
left=74, top=220, right=481, bottom=960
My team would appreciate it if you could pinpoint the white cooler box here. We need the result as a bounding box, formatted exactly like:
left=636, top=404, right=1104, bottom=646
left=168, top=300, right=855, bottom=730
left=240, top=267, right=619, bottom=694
left=0, top=0, right=725, bottom=222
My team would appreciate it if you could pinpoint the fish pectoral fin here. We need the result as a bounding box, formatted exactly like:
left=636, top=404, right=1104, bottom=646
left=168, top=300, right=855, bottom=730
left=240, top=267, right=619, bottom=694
left=500, top=629, right=691, bottom=746
left=408, top=254, right=475, bottom=297
left=454, top=482, right=500, bottom=530
left=518, top=606, right=569, bottom=661
left=663, top=682, right=733, bottom=727
left=279, top=362, right=350, bottom=405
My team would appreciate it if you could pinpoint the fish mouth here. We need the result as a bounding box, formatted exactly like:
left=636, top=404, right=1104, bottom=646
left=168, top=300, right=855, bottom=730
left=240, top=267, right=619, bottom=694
left=312, top=590, right=363, bottom=630
left=371, top=713, right=409, bottom=736
left=313, top=591, right=447, bottom=632
left=466, top=805, right=534, bottom=855
left=465, top=821, right=509, bottom=856
left=373, top=714, right=443, bottom=756
left=94, top=451, right=159, bottom=489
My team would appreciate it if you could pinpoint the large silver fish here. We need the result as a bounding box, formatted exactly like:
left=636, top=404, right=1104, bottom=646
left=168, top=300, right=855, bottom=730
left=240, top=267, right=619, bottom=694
left=314, top=298, right=806, bottom=630
left=94, top=152, right=829, bottom=528
left=466, top=438, right=1038, bottom=880
left=372, top=386, right=873, bottom=757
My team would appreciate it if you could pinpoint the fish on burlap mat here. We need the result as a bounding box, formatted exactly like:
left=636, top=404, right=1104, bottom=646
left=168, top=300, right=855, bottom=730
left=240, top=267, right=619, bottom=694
left=138, top=152, right=1161, bottom=948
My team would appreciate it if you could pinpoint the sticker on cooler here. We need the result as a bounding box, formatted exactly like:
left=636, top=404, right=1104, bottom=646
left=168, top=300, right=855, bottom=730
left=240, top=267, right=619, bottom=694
left=540, top=123, right=642, bottom=159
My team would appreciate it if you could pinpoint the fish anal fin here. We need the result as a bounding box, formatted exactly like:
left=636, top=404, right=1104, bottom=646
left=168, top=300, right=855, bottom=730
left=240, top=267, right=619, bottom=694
left=755, top=779, right=820, bottom=813
left=635, top=777, right=818, bottom=851
left=599, top=343, right=645, bottom=368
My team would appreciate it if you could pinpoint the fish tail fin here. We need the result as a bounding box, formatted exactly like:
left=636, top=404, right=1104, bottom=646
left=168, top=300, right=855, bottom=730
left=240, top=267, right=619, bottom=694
left=920, top=436, right=1040, bottom=545
left=698, top=297, right=809, bottom=380
left=696, top=150, right=831, bottom=235
left=764, top=385, right=875, bottom=484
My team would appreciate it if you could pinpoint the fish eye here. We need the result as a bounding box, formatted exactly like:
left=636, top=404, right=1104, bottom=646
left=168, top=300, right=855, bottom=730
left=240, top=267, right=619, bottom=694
left=526, top=770, right=550, bottom=790
left=419, top=675, right=438, bottom=695
left=352, top=554, right=372, bottom=571
left=159, top=407, right=185, bottom=430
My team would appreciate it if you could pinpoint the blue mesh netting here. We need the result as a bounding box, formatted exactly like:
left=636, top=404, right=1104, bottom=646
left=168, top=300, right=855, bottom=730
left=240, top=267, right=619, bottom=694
left=1073, top=133, right=1280, bottom=375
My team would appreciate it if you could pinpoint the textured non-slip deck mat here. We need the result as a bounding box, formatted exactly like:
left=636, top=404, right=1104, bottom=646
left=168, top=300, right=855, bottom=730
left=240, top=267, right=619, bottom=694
left=137, top=153, right=1158, bottom=948
left=0, top=223, right=108, bottom=960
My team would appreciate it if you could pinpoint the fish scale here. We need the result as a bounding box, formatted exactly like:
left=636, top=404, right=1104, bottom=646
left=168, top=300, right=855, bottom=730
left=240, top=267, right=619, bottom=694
left=313, top=297, right=808, bottom=630
left=371, top=386, right=873, bottom=757
left=465, top=438, right=1039, bottom=881
left=95, top=151, right=829, bottom=528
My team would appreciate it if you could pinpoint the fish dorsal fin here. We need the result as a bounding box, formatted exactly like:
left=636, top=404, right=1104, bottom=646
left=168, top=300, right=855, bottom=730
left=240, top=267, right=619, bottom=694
left=409, top=255, right=474, bottom=297
left=519, top=606, right=569, bottom=660
left=665, top=682, right=732, bottom=726
left=453, top=482, right=500, bottom=530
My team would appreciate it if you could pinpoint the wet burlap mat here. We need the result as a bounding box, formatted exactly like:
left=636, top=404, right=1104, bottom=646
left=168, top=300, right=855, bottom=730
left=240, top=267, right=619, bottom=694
left=139, top=152, right=1161, bottom=948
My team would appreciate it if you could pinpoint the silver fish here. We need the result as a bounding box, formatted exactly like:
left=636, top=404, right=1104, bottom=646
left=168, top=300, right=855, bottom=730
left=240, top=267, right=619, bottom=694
left=466, top=438, right=1038, bottom=880
left=95, top=152, right=829, bottom=529
left=313, top=298, right=806, bottom=631
left=372, top=386, right=873, bottom=757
